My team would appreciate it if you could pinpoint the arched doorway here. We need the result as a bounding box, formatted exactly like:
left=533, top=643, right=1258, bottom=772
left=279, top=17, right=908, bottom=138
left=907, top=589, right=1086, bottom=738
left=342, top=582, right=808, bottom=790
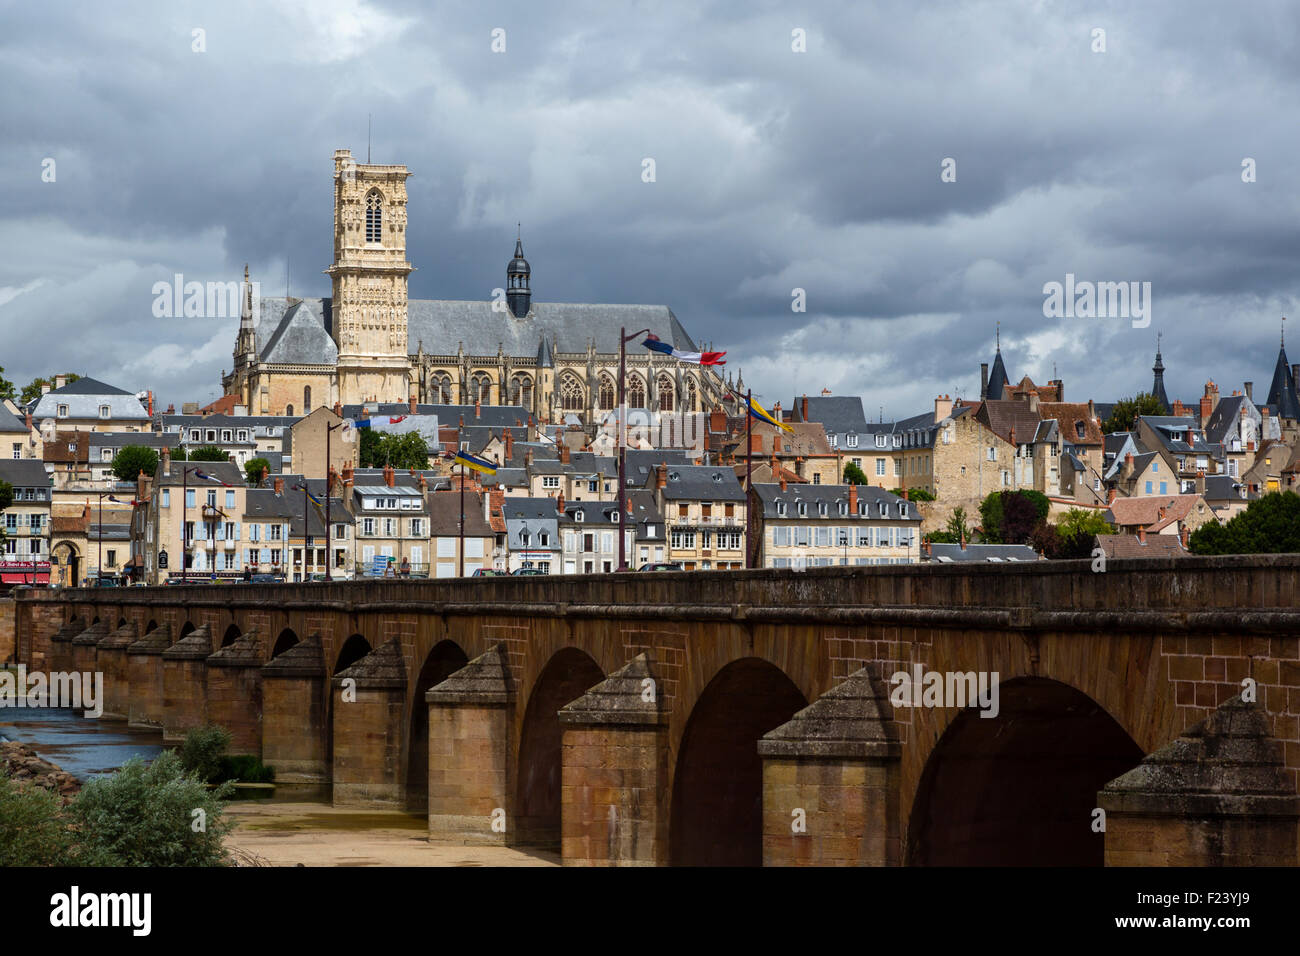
left=334, top=634, right=371, bottom=674
left=52, top=542, right=80, bottom=588
left=669, top=658, right=806, bottom=866
left=406, top=640, right=470, bottom=809
left=272, top=628, right=300, bottom=658
left=515, top=648, right=604, bottom=846
left=906, top=677, right=1143, bottom=866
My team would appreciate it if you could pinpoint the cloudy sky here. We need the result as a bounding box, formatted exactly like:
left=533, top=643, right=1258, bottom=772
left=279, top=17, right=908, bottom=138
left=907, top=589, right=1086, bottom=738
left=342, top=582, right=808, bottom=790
left=4, top=0, right=1300, bottom=416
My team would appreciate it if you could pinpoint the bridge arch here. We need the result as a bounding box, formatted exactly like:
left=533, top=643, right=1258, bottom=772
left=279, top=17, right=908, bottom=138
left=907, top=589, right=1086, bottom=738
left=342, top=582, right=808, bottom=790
left=178, top=621, right=196, bottom=640
left=334, top=633, right=371, bottom=675
left=906, top=677, right=1142, bottom=866
left=221, top=623, right=241, bottom=648
left=406, top=639, right=470, bottom=809
left=144, top=619, right=158, bottom=634
left=271, top=627, right=299, bottom=659
left=515, top=647, right=605, bottom=846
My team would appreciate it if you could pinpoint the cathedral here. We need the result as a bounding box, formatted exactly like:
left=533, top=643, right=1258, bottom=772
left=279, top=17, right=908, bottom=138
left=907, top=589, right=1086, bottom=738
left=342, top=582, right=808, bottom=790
left=223, top=148, right=726, bottom=424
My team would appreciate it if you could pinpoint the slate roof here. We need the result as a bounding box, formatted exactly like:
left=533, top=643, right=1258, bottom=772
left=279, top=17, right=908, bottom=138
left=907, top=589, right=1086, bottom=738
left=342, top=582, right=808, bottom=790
left=426, top=489, right=495, bottom=536
left=31, top=377, right=149, bottom=421
left=925, top=543, right=1039, bottom=562
left=751, top=483, right=920, bottom=521
left=654, top=464, right=746, bottom=501
left=1202, top=474, right=1254, bottom=501
left=1203, top=394, right=1252, bottom=445
left=253, top=297, right=696, bottom=363
left=154, top=460, right=244, bottom=487
left=1037, top=402, right=1103, bottom=445
left=788, top=396, right=867, bottom=435
left=0, top=458, right=51, bottom=487
left=1139, top=416, right=1220, bottom=457
left=1265, top=344, right=1300, bottom=420
left=624, top=449, right=692, bottom=487
left=985, top=349, right=1009, bottom=400
left=0, top=404, right=27, bottom=432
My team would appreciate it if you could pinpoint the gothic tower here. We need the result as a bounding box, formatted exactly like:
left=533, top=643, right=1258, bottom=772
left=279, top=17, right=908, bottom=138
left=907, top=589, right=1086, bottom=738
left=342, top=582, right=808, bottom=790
left=326, top=148, right=414, bottom=405
left=1150, top=333, right=1170, bottom=414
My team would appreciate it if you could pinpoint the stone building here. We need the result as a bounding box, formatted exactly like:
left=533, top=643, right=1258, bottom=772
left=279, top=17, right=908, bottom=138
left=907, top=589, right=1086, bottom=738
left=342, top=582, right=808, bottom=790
left=749, top=481, right=921, bottom=568
left=223, top=148, right=725, bottom=427
left=0, top=459, right=52, bottom=585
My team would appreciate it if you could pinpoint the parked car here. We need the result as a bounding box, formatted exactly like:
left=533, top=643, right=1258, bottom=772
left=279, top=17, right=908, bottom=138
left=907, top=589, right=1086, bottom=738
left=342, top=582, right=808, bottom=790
left=639, top=563, right=684, bottom=572
left=250, top=573, right=285, bottom=584
left=511, top=568, right=546, bottom=576
left=472, top=568, right=505, bottom=577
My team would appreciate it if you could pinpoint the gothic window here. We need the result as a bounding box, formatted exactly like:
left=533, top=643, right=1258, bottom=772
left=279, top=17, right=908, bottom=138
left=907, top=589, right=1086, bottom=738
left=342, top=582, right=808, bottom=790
left=431, top=372, right=452, bottom=404
left=684, top=376, right=698, bottom=413
left=561, top=375, right=585, bottom=411
left=303, top=386, right=312, bottom=411
left=627, top=374, right=646, bottom=409
left=470, top=372, right=493, bottom=404
left=285, top=404, right=294, bottom=416
left=657, top=373, right=674, bottom=412
left=365, top=191, right=383, bottom=243
left=509, top=373, right=533, bottom=408
left=598, top=375, right=616, bottom=411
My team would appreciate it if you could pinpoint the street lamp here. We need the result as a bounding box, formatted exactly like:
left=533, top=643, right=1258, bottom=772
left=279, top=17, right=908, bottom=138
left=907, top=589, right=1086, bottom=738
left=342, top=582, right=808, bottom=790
left=325, top=420, right=344, bottom=582
left=179, top=466, right=199, bottom=584
left=617, top=326, right=651, bottom=572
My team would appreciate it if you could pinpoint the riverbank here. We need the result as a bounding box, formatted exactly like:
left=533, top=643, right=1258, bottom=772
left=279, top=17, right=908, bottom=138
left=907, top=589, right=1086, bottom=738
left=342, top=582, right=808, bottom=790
left=0, top=740, right=81, bottom=802
left=225, top=802, right=560, bottom=867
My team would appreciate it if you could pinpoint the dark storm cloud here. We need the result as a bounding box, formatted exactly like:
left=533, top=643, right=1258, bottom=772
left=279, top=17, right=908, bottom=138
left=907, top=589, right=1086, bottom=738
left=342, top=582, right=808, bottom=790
left=2, top=0, right=1300, bottom=415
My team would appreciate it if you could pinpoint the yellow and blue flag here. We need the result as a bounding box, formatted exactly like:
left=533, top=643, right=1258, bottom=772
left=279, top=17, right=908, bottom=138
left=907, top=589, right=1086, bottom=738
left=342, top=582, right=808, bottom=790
left=734, top=393, right=793, bottom=433
left=447, top=450, right=498, bottom=475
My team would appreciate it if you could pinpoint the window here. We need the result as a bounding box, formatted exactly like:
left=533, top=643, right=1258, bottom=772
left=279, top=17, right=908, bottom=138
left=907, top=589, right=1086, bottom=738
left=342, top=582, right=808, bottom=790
left=776, top=501, right=787, bottom=517
left=574, top=511, right=584, bottom=523
left=206, top=490, right=216, bottom=507
left=225, top=490, right=235, bottom=508
left=797, top=501, right=807, bottom=517
left=190, top=429, right=200, bottom=441
left=237, top=430, right=248, bottom=442
left=1145, top=480, right=1153, bottom=494
left=57, top=404, right=68, bottom=418
left=10, top=444, right=18, bottom=460
left=186, top=490, right=195, bottom=508
left=206, top=430, right=215, bottom=442
left=101, top=448, right=112, bottom=462
left=817, top=502, right=827, bottom=517
left=1153, top=461, right=1160, bottom=473
left=987, top=446, right=997, bottom=461
left=838, top=502, right=848, bottom=516
left=812, top=474, right=821, bottom=484
left=363, top=517, right=375, bottom=535
left=542, top=476, right=560, bottom=489
left=1002, top=470, right=1010, bottom=486
left=365, top=190, right=383, bottom=242
left=1159, top=482, right=1167, bottom=495
left=847, top=434, right=858, bottom=448
left=875, top=435, right=886, bottom=448
left=875, top=460, right=886, bottom=476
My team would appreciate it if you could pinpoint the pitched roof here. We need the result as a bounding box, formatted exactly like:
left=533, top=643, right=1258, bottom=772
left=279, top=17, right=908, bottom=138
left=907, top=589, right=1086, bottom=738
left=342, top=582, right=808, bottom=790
left=261, top=300, right=340, bottom=365
left=1265, top=344, right=1300, bottom=419
left=986, top=348, right=1009, bottom=400
left=1104, top=493, right=1203, bottom=529
left=788, top=396, right=867, bottom=435
left=0, top=458, right=50, bottom=487
left=31, top=378, right=149, bottom=421
left=926, top=542, right=1039, bottom=562
left=1037, top=402, right=1103, bottom=445
left=0, top=404, right=27, bottom=433
left=654, top=464, right=746, bottom=501
left=1096, top=534, right=1188, bottom=559
left=975, top=400, right=1042, bottom=444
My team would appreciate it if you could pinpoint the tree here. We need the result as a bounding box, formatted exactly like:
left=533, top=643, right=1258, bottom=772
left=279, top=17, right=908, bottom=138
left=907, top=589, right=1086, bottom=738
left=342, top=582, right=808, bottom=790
left=244, top=457, right=270, bottom=486
left=358, top=429, right=383, bottom=468
left=1058, top=508, right=1113, bottom=539
left=0, top=771, right=72, bottom=865
left=928, top=506, right=971, bottom=543
left=187, top=446, right=230, bottom=462
left=843, top=462, right=868, bottom=485
left=979, top=490, right=1050, bottom=544
left=1189, top=491, right=1300, bottom=555
left=361, top=431, right=430, bottom=470
left=1032, top=510, right=1113, bottom=560
left=110, top=446, right=159, bottom=482
left=69, top=752, right=234, bottom=867
left=1102, top=392, right=1166, bottom=434
left=20, top=373, right=81, bottom=406
left=0, top=367, right=14, bottom=402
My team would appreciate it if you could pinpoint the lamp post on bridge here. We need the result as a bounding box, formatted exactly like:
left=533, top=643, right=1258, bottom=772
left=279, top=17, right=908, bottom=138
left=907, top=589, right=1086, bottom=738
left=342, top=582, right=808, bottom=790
left=617, top=326, right=651, bottom=572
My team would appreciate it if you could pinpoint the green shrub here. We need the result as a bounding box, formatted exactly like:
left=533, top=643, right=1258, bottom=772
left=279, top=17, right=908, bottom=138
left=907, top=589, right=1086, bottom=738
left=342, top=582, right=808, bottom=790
left=219, top=755, right=275, bottom=784
left=178, top=725, right=232, bottom=783
left=0, top=771, right=72, bottom=866
left=70, top=752, right=234, bottom=866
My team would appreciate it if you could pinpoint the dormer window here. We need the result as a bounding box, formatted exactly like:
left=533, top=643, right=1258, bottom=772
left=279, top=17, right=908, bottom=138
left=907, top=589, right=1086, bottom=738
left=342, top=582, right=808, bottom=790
left=847, top=434, right=858, bottom=448
left=574, top=510, right=584, bottom=522
left=900, top=503, right=909, bottom=518
left=99, top=405, right=110, bottom=419
left=57, top=404, right=68, bottom=418
left=797, top=501, right=807, bottom=517
left=878, top=502, right=887, bottom=517
left=858, top=501, right=866, bottom=516
left=1075, top=422, right=1086, bottom=440
left=892, top=435, right=901, bottom=447
left=776, top=501, right=787, bottom=516
left=875, top=435, right=886, bottom=448
left=838, top=502, right=848, bottom=516
left=190, top=429, right=200, bottom=441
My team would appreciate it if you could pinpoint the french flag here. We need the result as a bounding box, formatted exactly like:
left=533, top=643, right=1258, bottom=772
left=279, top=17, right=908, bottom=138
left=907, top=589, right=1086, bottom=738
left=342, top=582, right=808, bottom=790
left=642, top=333, right=726, bottom=366
left=193, top=469, right=232, bottom=487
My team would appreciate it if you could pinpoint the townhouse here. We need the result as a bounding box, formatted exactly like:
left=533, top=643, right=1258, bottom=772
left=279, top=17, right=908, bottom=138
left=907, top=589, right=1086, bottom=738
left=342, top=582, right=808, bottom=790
left=646, top=462, right=746, bottom=570
left=749, top=480, right=921, bottom=568
left=0, top=459, right=52, bottom=585
left=350, top=465, right=433, bottom=576
left=29, top=376, right=151, bottom=435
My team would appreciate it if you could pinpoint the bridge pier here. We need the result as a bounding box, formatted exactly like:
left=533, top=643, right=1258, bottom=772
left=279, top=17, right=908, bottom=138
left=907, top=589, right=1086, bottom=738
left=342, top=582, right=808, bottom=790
left=557, top=654, right=669, bottom=866
left=758, top=667, right=901, bottom=866
left=69, top=621, right=108, bottom=676
left=261, top=637, right=329, bottom=786
left=95, top=622, right=137, bottom=720
left=45, top=617, right=83, bottom=676
left=161, top=626, right=212, bottom=744
left=331, top=637, right=407, bottom=806
left=127, top=624, right=171, bottom=730
left=1099, top=694, right=1300, bottom=866
left=21, top=604, right=69, bottom=670
left=425, top=645, right=514, bottom=845
left=206, top=632, right=265, bottom=757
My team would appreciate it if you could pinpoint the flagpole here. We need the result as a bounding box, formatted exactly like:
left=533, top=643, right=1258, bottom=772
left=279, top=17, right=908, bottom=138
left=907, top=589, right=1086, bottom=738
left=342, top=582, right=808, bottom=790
left=97, top=492, right=102, bottom=585
left=181, top=465, right=187, bottom=584
left=458, top=416, right=464, bottom=578
left=617, top=327, right=651, bottom=572
left=745, top=387, right=753, bottom=570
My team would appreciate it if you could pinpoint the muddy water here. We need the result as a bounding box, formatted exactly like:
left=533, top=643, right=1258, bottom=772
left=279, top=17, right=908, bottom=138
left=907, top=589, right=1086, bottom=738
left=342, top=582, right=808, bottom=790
left=0, top=707, right=165, bottom=780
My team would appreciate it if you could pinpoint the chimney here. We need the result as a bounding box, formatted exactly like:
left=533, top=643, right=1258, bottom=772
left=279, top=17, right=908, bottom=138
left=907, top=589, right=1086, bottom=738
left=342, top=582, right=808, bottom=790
left=770, top=435, right=778, bottom=474
left=560, top=443, right=570, bottom=465
left=259, top=464, right=268, bottom=485
left=409, top=394, right=417, bottom=414
left=1087, top=399, right=1096, bottom=422
left=1199, top=393, right=1213, bottom=426
left=959, top=526, right=966, bottom=550
left=40, top=383, right=50, bottom=396
left=384, top=464, right=395, bottom=488
left=1137, top=525, right=1146, bottom=544
left=55, top=374, right=66, bottom=390
left=161, top=445, right=171, bottom=477
left=556, top=490, right=566, bottom=515
left=848, top=483, right=858, bottom=512
left=484, top=490, right=491, bottom=523
left=274, top=477, right=284, bottom=495
left=1244, top=381, right=1253, bottom=401
left=1185, top=428, right=1194, bottom=445
left=779, top=473, right=787, bottom=492
left=1179, top=524, right=1190, bottom=549
left=933, top=394, right=953, bottom=424
left=334, top=401, right=342, bottom=417
left=475, top=398, right=481, bottom=420
left=923, top=537, right=932, bottom=558
left=23, top=409, right=31, bottom=430
left=342, top=461, right=354, bottom=484
left=980, top=363, right=989, bottom=400
left=656, top=463, right=667, bottom=489
left=147, top=390, right=154, bottom=417
left=505, top=429, right=514, bottom=460
left=1122, top=451, right=1135, bottom=479
left=903, top=488, right=909, bottom=500
left=1195, top=467, right=1206, bottom=496
left=1158, top=505, right=1167, bottom=521
left=418, top=474, right=427, bottom=493
left=801, top=394, right=809, bottom=421
left=1107, top=487, right=1117, bottom=504
left=710, top=407, right=726, bottom=433
left=327, top=466, right=337, bottom=496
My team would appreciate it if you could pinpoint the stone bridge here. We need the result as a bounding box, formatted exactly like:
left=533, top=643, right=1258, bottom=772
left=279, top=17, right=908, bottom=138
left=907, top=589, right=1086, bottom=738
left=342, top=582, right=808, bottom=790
left=13, top=556, right=1300, bottom=866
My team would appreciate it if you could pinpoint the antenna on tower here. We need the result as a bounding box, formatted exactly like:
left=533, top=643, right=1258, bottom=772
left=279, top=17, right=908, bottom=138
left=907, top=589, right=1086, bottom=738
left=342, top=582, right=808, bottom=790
left=1283, top=316, right=1287, bottom=347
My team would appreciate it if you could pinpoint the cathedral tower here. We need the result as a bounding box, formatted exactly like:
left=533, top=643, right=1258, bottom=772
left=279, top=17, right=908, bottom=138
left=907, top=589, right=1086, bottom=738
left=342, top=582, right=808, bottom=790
left=507, top=232, right=532, bottom=318
left=325, top=148, right=414, bottom=404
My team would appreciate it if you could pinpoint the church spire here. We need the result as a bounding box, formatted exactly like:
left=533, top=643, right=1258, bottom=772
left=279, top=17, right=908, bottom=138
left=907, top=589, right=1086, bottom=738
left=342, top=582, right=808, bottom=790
left=1266, top=318, right=1300, bottom=421
left=985, top=325, right=1009, bottom=400
left=1150, top=332, right=1170, bottom=414
left=507, top=230, right=531, bottom=319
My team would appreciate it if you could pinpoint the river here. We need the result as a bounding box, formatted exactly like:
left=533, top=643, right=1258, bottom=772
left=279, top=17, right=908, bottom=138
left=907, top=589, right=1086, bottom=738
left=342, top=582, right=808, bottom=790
left=0, top=707, right=166, bottom=780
